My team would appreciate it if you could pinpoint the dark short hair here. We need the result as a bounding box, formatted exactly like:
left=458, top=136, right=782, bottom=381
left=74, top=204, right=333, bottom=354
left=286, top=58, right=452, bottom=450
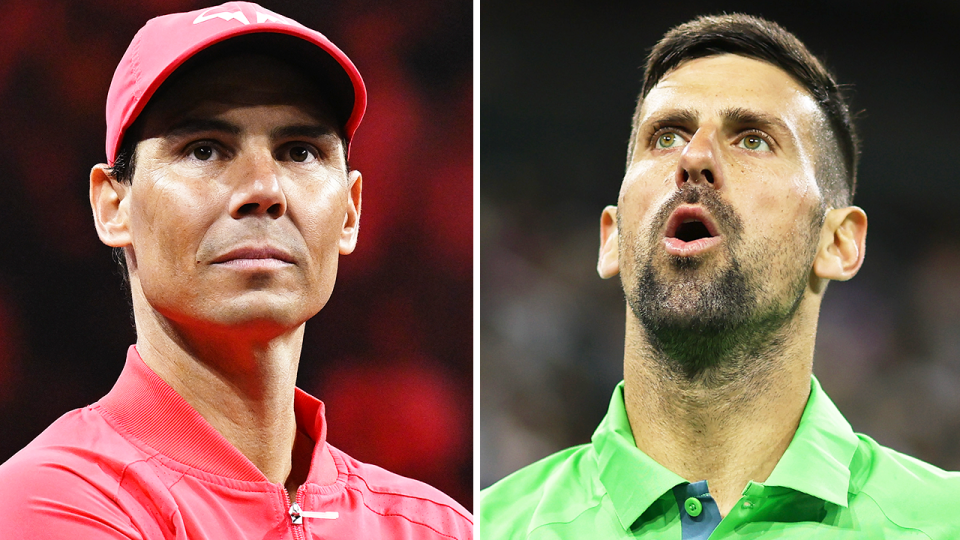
left=108, top=135, right=138, bottom=185
left=627, top=14, right=858, bottom=208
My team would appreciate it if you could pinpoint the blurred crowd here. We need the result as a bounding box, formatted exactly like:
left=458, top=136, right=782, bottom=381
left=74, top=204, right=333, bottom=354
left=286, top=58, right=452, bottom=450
left=0, top=0, right=472, bottom=509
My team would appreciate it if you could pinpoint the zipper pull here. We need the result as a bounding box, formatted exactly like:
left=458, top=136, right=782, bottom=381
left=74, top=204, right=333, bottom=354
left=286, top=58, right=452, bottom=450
left=289, top=502, right=339, bottom=524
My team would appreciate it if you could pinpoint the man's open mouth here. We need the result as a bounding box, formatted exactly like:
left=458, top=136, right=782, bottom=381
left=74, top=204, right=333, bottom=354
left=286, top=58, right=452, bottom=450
left=663, top=206, right=721, bottom=256
left=673, top=219, right=713, bottom=242
left=665, top=207, right=718, bottom=242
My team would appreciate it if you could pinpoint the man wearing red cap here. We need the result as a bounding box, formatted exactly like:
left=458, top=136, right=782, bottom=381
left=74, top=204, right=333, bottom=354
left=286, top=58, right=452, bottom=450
left=0, top=3, right=471, bottom=539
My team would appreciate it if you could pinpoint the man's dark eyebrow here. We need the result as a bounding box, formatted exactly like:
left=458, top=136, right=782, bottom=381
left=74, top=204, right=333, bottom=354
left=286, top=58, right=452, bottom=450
left=161, top=120, right=340, bottom=145
left=164, top=118, right=241, bottom=138
left=721, top=107, right=789, bottom=132
left=647, top=108, right=700, bottom=129
left=271, top=124, right=339, bottom=141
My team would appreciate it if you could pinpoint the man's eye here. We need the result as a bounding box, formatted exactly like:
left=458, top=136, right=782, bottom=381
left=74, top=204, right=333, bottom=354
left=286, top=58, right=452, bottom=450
left=656, top=132, right=686, bottom=149
left=739, top=135, right=770, bottom=151
left=192, top=146, right=214, bottom=161
left=290, top=146, right=312, bottom=162
left=286, top=145, right=317, bottom=163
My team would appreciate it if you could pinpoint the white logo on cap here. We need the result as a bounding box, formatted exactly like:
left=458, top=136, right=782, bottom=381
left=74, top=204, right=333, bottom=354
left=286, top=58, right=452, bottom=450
left=193, top=8, right=250, bottom=25
left=257, top=12, right=288, bottom=24
left=193, top=6, right=298, bottom=26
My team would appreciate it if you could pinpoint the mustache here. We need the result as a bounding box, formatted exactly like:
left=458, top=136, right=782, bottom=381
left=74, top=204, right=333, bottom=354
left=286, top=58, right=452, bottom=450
left=646, top=185, right=743, bottom=244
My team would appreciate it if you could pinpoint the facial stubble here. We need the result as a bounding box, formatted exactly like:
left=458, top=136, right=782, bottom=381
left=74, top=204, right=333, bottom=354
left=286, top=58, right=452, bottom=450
left=625, top=186, right=823, bottom=386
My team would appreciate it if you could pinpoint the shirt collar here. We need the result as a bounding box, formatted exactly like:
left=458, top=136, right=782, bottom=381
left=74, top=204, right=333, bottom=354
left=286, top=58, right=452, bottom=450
left=97, top=345, right=338, bottom=485
left=761, top=376, right=858, bottom=507
left=593, top=381, right=687, bottom=530
left=592, top=376, right=859, bottom=528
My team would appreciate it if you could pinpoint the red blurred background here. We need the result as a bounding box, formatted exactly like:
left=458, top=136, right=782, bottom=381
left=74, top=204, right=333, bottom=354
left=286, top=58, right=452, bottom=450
left=0, top=0, right=472, bottom=509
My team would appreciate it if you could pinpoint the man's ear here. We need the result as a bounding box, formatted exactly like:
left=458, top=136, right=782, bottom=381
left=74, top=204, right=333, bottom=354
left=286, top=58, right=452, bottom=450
left=339, top=170, right=362, bottom=255
left=90, top=164, right=132, bottom=248
left=813, top=206, right=867, bottom=282
left=598, top=205, right=620, bottom=279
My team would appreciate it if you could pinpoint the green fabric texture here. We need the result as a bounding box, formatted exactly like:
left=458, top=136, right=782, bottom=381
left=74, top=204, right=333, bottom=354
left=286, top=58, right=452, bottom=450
left=479, top=378, right=960, bottom=539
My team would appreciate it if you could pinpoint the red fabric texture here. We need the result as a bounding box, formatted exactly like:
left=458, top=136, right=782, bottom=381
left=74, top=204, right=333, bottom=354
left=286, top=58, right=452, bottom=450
left=0, top=346, right=472, bottom=539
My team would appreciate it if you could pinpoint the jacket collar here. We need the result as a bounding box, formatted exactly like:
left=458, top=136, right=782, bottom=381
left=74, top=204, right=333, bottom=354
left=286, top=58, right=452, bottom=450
left=97, top=345, right=339, bottom=485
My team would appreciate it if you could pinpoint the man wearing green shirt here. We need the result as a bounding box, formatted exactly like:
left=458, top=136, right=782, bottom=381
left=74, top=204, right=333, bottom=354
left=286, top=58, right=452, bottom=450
left=479, top=14, right=960, bottom=539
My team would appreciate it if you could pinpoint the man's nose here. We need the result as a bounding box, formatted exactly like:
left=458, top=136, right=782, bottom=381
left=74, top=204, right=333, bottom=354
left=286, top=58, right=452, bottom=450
left=228, top=150, right=287, bottom=219
left=674, top=128, right=724, bottom=191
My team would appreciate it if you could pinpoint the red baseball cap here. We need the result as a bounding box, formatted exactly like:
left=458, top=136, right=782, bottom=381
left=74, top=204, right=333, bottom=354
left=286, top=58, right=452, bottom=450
left=104, top=1, right=366, bottom=165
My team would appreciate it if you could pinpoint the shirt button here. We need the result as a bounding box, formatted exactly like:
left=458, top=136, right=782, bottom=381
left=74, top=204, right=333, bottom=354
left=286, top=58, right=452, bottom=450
left=684, top=497, right=703, bottom=517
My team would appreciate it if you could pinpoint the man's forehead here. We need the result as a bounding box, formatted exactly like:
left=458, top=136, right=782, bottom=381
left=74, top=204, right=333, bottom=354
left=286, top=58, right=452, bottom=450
left=638, top=54, right=822, bottom=127
left=140, top=53, right=342, bottom=137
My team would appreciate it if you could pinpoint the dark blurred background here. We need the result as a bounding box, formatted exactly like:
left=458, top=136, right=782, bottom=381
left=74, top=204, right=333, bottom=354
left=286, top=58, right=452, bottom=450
left=0, top=0, right=472, bottom=509
left=481, top=0, right=960, bottom=487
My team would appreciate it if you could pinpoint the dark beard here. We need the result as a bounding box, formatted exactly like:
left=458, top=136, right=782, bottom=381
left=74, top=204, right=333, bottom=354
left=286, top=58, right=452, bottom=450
left=626, top=186, right=817, bottom=384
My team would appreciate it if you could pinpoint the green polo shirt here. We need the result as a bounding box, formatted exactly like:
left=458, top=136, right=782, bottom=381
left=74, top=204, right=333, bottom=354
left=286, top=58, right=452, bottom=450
left=479, top=378, right=960, bottom=539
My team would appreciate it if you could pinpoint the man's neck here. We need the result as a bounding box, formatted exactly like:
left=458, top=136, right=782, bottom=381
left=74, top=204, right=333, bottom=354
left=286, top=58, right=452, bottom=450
left=622, top=308, right=816, bottom=517
left=134, top=306, right=307, bottom=500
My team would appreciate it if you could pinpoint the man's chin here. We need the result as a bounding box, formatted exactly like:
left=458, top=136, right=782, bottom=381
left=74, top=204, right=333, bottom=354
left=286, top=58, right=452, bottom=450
left=628, top=269, right=808, bottom=385
left=659, top=248, right=731, bottom=273
left=629, top=257, right=759, bottom=374
left=640, top=266, right=734, bottom=308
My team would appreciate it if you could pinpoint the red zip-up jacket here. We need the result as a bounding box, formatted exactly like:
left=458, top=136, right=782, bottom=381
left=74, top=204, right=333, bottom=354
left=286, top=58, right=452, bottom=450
left=0, top=346, right=472, bottom=539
